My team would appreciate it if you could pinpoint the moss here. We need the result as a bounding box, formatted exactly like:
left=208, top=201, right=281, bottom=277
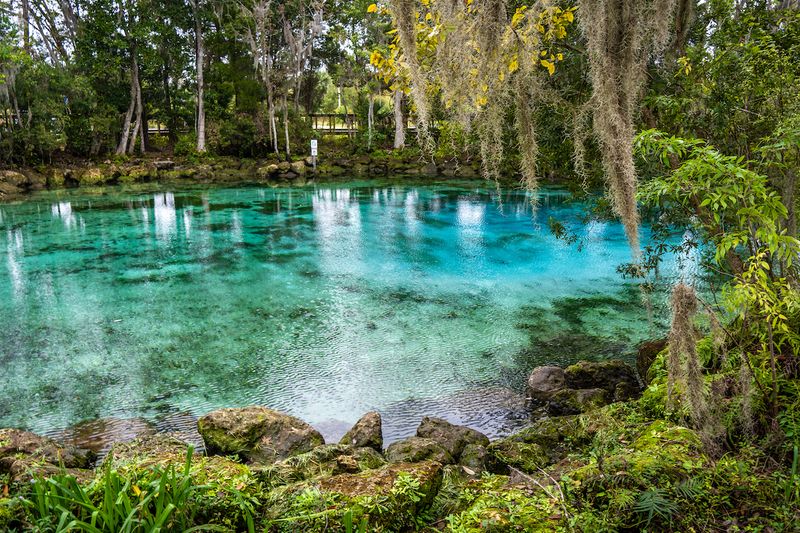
left=446, top=484, right=567, bottom=532
left=254, top=444, right=386, bottom=489
left=261, top=461, right=443, bottom=531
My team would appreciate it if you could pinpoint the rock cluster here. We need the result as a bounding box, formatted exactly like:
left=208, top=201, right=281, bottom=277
left=0, top=358, right=662, bottom=532
left=525, top=359, right=640, bottom=416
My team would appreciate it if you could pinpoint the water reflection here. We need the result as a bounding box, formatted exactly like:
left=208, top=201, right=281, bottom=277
left=456, top=198, right=486, bottom=261
left=51, top=201, right=77, bottom=229
left=5, top=228, right=24, bottom=297
left=154, top=192, right=177, bottom=241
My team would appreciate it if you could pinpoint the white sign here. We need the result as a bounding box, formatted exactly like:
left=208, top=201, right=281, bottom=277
left=310, top=139, right=318, bottom=156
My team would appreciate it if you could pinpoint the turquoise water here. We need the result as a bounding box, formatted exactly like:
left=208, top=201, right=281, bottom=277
left=0, top=181, right=691, bottom=443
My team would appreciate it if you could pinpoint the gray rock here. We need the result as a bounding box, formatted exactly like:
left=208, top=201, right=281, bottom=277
left=459, top=444, right=488, bottom=476
left=564, top=360, right=639, bottom=395
left=198, top=406, right=324, bottom=465
left=340, top=411, right=383, bottom=452
left=525, top=366, right=566, bottom=405
left=385, top=436, right=454, bottom=464
left=415, top=417, right=489, bottom=460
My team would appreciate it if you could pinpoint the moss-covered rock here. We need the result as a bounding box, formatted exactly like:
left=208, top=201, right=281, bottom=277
left=571, top=419, right=706, bottom=490
left=339, top=411, right=383, bottom=452
left=564, top=359, right=639, bottom=398
left=487, top=415, right=589, bottom=474
left=262, top=460, right=443, bottom=531
left=254, top=443, right=387, bottom=488
left=104, top=434, right=261, bottom=531
left=446, top=481, right=567, bottom=532
left=197, top=405, right=324, bottom=465
left=0, top=428, right=95, bottom=482
left=76, top=167, right=110, bottom=185
left=385, top=436, right=454, bottom=464
left=459, top=443, right=489, bottom=475
left=416, top=416, right=489, bottom=461
left=546, top=388, right=608, bottom=416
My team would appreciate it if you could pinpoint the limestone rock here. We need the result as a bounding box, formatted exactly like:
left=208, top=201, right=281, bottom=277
left=546, top=388, right=608, bottom=416
left=525, top=366, right=566, bottom=405
left=153, top=160, right=175, bottom=170
left=564, top=360, right=639, bottom=396
left=339, top=411, right=383, bottom=452
left=415, top=417, right=489, bottom=461
left=421, top=162, right=438, bottom=176
left=385, top=436, right=454, bottom=464
left=0, top=170, right=28, bottom=187
left=197, top=406, right=324, bottom=465
left=255, top=443, right=387, bottom=487
left=486, top=415, right=588, bottom=474
left=56, top=417, right=157, bottom=458
left=0, top=428, right=95, bottom=482
left=290, top=160, right=306, bottom=175
left=256, top=164, right=279, bottom=179
left=459, top=443, right=488, bottom=475
left=636, top=338, right=667, bottom=384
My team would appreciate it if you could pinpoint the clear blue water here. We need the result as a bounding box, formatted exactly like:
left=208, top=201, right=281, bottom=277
left=0, top=181, right=692, bottom=444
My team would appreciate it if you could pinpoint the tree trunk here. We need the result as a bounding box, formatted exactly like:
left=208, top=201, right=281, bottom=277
left=117, top=69, right=136, bottom=154
left=267, top=83, right=278, bottom=154
left=21, top=0, right=31, bottom=53
left=367, top=91, right=374, bottom=150
left=283, top=93, right=290, bottom=159
left=162, top=63, right=177, bottom=146
left=128, top=54, right=144, bottom=154
left=194, top=0, right=206, bottom=152
left=393, top=90, right=405, bottom=149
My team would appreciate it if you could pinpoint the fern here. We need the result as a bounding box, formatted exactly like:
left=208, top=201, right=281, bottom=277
left=633, top=488, right=678, bottom=527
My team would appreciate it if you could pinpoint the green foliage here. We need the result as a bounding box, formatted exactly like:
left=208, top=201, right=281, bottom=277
left=15, top=447, right=256, bottom=533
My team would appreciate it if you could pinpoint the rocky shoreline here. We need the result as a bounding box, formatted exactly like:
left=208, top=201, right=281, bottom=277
left=0, top=357, right=699, bottom=531
left=0, top=152, right=491, bottom=201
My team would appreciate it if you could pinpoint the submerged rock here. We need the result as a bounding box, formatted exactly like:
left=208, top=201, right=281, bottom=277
left=197, top=405, right=324, bottom=464
left=415, top=416, right=489, bottom=461
left=55, top=416, right=157, bottom=457
left=0, top=428, right=95, bottom=482
left=339, top=411, right=383, bottom=452
left=386, top=436, right=454, bottom=464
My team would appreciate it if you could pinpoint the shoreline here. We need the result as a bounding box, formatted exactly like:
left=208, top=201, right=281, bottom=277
left=0, top=152, right=531, bottom=202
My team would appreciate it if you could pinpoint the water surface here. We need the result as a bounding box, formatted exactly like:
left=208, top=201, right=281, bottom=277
left=0, top=181, right=688, bottom=443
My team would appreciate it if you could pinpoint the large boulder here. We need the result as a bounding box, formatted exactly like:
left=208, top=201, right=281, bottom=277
left=339, top=411, right=383, bottom=452
left=487, top=415, right=589, bottom=474
left=385, top=436, right=454, bottom=464
left=525, top=366, right=566, bottom=406
left=290, top=160, right=306, bottom=175
left=525, top=360, right=641, bottom=416
left=415, top=417, right=489, bottom=461
left=564, top=360, right=640, bottom=401
left=197, top=406, right=324, bottom=465
left=0, top=428, right=95, bottom=481
left=545, top=388, right=608, bottom=416
left=637, top=338, right=667, bottom=383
